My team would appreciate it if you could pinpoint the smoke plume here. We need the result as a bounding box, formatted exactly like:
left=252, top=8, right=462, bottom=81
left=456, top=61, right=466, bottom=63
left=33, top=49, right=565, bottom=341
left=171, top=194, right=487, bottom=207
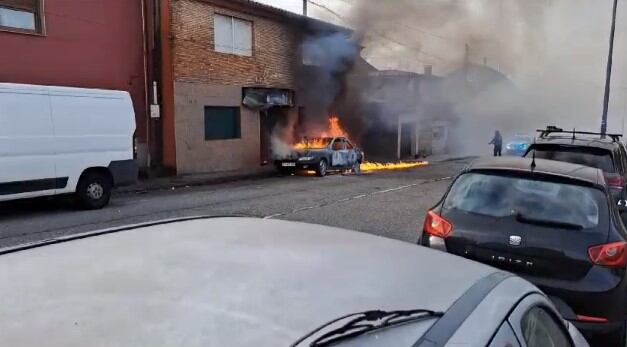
left=270, top=31, right=359, bottom=159
left=272, top=0, right=627, bottom=159
left=341, top=0, right=627, bottom=156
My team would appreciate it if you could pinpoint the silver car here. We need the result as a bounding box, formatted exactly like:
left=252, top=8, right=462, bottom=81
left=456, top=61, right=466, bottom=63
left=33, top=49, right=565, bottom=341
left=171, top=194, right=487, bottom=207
left=0, top=217, right=588, bottom=346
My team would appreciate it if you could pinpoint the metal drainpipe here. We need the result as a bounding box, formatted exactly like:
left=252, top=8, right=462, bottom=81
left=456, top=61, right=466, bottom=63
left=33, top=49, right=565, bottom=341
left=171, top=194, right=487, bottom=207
left=140, top=0, right=151, bottom=168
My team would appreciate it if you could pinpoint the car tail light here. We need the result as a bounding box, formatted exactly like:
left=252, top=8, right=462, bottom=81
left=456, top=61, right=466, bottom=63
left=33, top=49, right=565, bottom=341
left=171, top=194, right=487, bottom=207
left=423, top=211, right=453, bottom=239
left=604, top=174, right=625, bottom=189
left=576, top=315, right=608, bottom=323
left=588, top=241, right=627, bottom=267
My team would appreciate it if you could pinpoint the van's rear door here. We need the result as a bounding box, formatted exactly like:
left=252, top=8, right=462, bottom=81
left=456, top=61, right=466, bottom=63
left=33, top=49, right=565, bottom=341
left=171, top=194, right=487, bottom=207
left=0, top=86, right=57, bottom=199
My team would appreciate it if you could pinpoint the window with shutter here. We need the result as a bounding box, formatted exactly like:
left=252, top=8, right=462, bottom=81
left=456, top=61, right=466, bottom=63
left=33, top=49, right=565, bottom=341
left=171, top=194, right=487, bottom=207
left=213, top=14, right=252, bottom=57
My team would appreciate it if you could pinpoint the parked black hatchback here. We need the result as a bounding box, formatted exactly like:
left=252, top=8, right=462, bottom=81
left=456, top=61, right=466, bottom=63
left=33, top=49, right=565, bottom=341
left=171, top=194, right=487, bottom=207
left=524, top=127, right=627, bottom=202
left=420, top=157, right=627, bottom=346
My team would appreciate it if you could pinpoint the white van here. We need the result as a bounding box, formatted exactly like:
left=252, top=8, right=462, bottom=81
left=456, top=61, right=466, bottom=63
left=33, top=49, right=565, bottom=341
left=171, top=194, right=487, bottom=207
left=0, top=83, right=137, bottom=209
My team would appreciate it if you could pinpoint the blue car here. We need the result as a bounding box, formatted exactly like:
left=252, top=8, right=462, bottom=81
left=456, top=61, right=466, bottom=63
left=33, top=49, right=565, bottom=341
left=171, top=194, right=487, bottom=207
left=505, top=134, right=533, bottom=156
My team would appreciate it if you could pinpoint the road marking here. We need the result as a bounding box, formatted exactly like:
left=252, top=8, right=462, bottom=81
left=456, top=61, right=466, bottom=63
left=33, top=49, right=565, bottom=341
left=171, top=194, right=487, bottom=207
left=292, top=205, right=322, bottom=213
left=263, top=213, right=284, bottom=219
left=263, top=176, right=453, bottom=219
left=372, top=183, right=418, bottom=194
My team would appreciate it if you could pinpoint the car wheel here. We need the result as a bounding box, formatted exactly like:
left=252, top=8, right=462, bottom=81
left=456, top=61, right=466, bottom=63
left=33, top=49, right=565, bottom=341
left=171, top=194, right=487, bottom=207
left=316, top=159, right=328, bottom=177
left=76, top=171, right=112, bottom=210
left=352, top=161, right=361, bottom=174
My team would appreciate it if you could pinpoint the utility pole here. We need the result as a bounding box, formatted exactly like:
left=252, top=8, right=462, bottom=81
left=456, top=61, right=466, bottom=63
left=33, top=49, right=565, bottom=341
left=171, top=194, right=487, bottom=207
left=303, top=0, right=308, bottom=16
left=601, top=0, right=618, bottom=136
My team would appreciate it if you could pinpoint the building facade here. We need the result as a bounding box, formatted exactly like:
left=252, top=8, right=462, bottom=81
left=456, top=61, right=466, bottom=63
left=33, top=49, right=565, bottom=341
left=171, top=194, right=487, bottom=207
left=1, top=0, right=358, bottom=176
left=344, top=68, right=453, bottom=161
left=161, top=0, right=351, bottom=174
left=0, top=0, right=156, bottom=170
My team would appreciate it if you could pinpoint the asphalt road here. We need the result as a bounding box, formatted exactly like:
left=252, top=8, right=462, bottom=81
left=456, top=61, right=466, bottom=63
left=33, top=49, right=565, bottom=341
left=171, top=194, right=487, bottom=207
left=0, top=159, right=468, bottom=248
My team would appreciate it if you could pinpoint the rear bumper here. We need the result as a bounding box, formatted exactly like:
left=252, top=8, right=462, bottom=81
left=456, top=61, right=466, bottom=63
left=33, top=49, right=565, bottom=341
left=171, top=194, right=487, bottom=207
left=422, top=233, right=627, bottom=323
left=275, top=159, right=319, bottom=171
left=534, top=274, right=627, bottom=322
left=420, top=234, right=448, bottom=252
left=108, top=160, right=138, bottom=187
left=572, top=320, right=623, bottom=334
left=571, top=320, right=624, bottom=345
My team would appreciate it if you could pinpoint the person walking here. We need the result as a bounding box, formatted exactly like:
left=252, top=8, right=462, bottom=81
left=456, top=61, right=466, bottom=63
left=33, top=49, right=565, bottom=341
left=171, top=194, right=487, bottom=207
left=489, top=130, right=503, bottom=157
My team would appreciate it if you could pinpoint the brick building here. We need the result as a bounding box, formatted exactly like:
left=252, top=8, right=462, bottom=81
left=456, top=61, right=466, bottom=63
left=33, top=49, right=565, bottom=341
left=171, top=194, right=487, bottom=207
left=0, top=0, right=157, bottom=170
left=159, top=0, right=352, bottom=174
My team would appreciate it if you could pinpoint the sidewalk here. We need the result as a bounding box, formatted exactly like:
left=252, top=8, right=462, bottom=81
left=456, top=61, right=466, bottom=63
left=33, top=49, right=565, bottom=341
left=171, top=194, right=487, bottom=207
left=116, top=166, right=277, bottom=194
left=117, top=156, right=475, bottom=194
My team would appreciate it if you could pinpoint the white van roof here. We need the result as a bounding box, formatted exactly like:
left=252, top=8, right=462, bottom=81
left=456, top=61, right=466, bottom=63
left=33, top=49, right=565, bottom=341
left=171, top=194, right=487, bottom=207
left=0, top=83, right=129, bottom=98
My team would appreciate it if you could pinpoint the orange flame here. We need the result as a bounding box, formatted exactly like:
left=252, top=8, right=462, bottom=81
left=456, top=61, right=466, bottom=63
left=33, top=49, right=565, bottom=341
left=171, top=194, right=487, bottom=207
left=294, top=116, right=347, bottom=149
left=294, top=138, right=329, bottom=150
left=323, top=117, right=348, bottom=138
left=292, top=117, right=430, bottom=173
left=360, top=161, right=429, bottom=172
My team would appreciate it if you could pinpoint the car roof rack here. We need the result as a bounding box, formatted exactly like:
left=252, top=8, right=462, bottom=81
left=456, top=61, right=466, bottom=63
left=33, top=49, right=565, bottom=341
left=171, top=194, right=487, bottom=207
left=536, top=126, right=623, bottom=143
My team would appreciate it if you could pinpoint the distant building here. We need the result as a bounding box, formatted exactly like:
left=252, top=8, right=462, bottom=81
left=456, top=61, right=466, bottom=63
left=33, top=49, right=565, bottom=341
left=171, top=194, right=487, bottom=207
left=343, top=67, right=455, bottom=161
left=442, top=63, right=518, bottom=155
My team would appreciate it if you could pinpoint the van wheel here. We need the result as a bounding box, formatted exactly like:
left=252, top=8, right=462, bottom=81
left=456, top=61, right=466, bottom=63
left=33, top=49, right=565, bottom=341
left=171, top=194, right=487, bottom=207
left=76, top=171, right=112, bottom=209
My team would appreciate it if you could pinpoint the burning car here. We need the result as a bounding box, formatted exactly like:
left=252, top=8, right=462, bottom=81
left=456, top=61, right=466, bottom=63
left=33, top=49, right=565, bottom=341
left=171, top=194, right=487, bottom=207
left=275, top=136, right=363, bottom=177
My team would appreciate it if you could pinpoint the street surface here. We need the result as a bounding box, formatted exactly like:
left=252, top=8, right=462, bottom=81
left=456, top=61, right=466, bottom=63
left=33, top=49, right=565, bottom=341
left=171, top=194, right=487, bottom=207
left=0, top=159, right=468, bottom=248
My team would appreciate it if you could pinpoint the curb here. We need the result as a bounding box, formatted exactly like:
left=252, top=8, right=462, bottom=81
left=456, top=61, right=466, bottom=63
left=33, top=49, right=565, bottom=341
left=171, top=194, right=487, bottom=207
left=115, top=170, right=277, bottom=195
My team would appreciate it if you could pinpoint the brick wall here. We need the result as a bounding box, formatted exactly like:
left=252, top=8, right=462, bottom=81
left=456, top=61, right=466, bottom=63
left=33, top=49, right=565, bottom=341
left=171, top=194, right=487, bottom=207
left=171, top=0, right=300, bottom=89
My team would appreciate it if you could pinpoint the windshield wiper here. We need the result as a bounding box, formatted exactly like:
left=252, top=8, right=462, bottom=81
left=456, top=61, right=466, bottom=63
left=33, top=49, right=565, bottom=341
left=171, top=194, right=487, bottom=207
left=290, top=309, right=443, bottom=347
left=515, top=212, right=584, bottom=230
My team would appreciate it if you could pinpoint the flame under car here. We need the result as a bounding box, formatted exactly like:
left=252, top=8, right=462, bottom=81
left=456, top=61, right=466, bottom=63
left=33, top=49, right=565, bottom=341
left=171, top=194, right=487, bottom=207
left=275, top=137, right=364, bottom=177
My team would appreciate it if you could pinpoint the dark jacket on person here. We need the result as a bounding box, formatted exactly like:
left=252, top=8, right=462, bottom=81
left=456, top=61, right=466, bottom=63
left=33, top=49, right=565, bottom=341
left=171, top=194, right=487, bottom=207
left=489, top=133, right=503, bottom=147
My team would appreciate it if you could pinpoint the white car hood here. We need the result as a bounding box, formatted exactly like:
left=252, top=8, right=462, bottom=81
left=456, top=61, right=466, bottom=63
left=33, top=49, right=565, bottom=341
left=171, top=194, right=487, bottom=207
left=0, top=217, right=494, bottom=347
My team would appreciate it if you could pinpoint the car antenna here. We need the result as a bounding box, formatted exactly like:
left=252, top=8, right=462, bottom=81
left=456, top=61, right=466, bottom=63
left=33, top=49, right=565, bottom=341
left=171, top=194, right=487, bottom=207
left=531, top=137, right=537, bottom=171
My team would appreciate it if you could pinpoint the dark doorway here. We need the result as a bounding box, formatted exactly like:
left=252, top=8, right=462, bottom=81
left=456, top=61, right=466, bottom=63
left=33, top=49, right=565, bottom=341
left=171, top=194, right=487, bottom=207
left=260, top=107, right=286, bottom=165
left=400, top=122, right=415, bottom=159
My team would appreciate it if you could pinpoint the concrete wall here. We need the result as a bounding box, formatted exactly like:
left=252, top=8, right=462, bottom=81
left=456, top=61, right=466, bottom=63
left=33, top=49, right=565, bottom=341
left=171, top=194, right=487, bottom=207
left=174, top=81, right=260, bottom=174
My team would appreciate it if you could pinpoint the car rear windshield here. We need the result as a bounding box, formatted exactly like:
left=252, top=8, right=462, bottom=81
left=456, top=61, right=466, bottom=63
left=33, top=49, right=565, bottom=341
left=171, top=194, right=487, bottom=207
left=526, top=144, right=615, bottom=173
left=443, top=173, right=607, bottom=229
